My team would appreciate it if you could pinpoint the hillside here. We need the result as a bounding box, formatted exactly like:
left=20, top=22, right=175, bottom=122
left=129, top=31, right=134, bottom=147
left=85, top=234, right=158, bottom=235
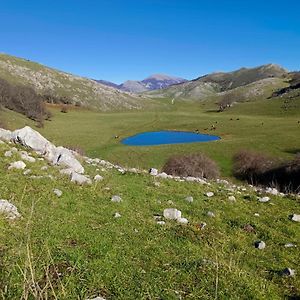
left=0, top=127, right=299, bottom=299
left=147, top=64, right=288, bottom=102
left=97, top=74, right=187, bottom=93
left=0, top=54, right=151, bottom=111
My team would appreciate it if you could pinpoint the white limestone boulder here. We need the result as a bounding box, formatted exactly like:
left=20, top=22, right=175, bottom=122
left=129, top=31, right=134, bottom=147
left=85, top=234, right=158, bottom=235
left=163, top=208, right=182, bottom=220
left=0, top=128, right=12, bottom=142
left=11, top=126, right=55, bottom=156
left=149, top=168, right=158, bottom=176
left=70, top=172, right=92, bottom=185
left=52, top=146, right=84, bottom=174
left=8, top=161, right=26, bottom=170
left=0, top=199, right=21, bottom=219
left=94, top=174, right=104, bottom=182
left=11, top=127, right=84, bottom=174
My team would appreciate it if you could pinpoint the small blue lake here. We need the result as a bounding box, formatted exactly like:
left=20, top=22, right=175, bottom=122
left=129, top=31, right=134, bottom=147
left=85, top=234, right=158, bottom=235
left=122, top=131, right=220, bottom=146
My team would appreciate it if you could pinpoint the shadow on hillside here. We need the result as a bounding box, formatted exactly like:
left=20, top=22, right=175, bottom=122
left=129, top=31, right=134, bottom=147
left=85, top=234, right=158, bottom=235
left=234, top=150, right=300, bottom=193
left=285, top=148, right=300, bottom=155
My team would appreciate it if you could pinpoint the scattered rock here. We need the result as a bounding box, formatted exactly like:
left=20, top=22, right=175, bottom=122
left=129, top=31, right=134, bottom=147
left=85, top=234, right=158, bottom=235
left=284, top=243, right=297, bottom=248
left=153, top=181, right=160, bottom=187
left=265, top=187, right=279, bottom=196
left=207, top=211, right=215, bottom=218
left=86, top=297, right=106, bottom=300
left=258, top=196, right=270, bottom=203
left=0, top=128, right=12, bottom=142
left=0, top=199, right=21, bottom=219
left=157, top=221, right=166, bottom=225
left=53, top=189, right=63, bottom=197
left=254, top=213, right=260, bottom=217
left=41, top=166, right=48, bottom=171
left=70, top=173, right=92, bottom=185
left=157, top=172, right=168, bottom=179
left=163, top=208, right=182, bottom=220
left=117, top=168, right=126, bottom=174
left=205, top=192, right=214, bottom=197
left=291, top=214, right=300, bottom=222
left=149, top=168, right=158, bottom=176
left=114, top=212, right=121, bottom=218
left=19, top=151, right=36, bottom=163
left=282, top=268, right=295, bottom=277
left=4, top=150, right=13, bottom=157
left=23, top=169, right=31, bottom=175
left=8, top=161, right=26, bottom=170
left=111, top=195, right=122, bottom=203
left=228, top=195, right=236, bottom=202
left=185, top=196, right=193, bottom=203
left=94, top=174, right=104, bottom=182
left=177, top=217, right=188, bottom=224
left=255, top=241, right=266, bottom=249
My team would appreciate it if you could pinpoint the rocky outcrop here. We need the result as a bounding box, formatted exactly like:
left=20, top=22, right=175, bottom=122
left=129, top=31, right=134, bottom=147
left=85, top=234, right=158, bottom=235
left=1, top=126, right=85, bottom=181
left=10, top=126, right=84, bottom=174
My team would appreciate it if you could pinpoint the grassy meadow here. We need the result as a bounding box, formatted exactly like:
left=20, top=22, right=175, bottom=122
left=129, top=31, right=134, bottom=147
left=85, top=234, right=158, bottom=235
left=0, top=96, right=300, bottom=299
left=0, top=141, right=299, bottom=299
left=1, top=96, right=299, bottom=178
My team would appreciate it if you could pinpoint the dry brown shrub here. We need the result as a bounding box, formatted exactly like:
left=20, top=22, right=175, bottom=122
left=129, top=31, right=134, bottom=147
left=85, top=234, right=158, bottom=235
left=162, top=153, right=220, bottom=179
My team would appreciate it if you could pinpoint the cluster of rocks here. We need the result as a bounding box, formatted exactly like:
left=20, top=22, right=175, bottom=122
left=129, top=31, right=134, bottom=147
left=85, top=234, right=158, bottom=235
left=149, top=168, right=208, bottom=184
left=0, top=126, right=94, bottom=185
left=163, top=208, right=189, bottom=224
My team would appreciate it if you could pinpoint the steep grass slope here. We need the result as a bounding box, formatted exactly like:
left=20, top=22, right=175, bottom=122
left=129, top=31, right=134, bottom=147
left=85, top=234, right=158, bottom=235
left=0, top=54, right=153, bottom=111
left=0, top=139, right=299, bottom=299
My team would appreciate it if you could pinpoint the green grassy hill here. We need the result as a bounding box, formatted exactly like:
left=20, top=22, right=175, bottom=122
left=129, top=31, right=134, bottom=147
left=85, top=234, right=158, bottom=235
left=0, top=54, right=155, bottom=111
left=0, top=133, right=299, bottom=299
left=147, top=64, right=289, bottom=102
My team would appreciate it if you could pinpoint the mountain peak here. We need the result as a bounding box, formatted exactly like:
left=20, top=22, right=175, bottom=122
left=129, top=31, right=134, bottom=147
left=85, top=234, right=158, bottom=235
left=144, top=73, right=185, bottom=81
left=98, top=73, right=187, bottom=93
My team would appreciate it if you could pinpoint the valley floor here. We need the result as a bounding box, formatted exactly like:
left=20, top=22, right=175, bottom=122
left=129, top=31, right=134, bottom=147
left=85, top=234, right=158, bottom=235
left=0, top=97, right=300, bottom=299
left=1, top=97, right=299, bottom=178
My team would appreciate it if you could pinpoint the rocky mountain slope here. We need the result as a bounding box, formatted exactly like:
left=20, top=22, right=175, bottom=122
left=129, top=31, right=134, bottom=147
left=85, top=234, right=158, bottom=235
left=97, top=74, right=187, bottom=93
left=147, top=64, right=288, bottom=102
left=0, top=54, right=150, bottom=111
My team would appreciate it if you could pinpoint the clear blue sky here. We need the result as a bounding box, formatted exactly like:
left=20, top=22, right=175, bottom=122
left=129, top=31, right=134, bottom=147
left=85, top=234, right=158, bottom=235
left=0, top=0, right=299, bottom=83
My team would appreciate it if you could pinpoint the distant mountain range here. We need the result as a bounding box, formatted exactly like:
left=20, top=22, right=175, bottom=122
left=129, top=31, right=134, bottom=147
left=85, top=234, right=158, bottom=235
left=0, top=53, right=297, bottom=115
left=0, top=54, right=153, bottom=111
left=146, top=64, right=289, bottom=102
left=96, top=74, right=187, bottom=93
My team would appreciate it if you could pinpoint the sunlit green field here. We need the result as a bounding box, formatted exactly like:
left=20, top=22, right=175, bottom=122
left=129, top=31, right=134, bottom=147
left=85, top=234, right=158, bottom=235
left=1, top=97, right=299, bottom=178
left=1, top=98, right=300, bottom=299
left=0, top=142, right=299, bottom=299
